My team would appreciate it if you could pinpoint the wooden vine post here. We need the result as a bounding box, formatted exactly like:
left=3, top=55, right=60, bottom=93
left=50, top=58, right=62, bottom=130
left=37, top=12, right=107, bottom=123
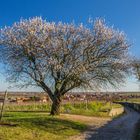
left=0, top=90, right=8, bottom=121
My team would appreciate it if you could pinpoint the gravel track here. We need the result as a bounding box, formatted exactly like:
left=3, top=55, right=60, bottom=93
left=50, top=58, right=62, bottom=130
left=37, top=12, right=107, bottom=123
left=68, top=107, right=140, bottom=140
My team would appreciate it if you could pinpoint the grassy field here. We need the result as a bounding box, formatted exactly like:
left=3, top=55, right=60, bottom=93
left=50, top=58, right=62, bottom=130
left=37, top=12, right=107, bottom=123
left=0, top=101, right=123, bottom=140
left=5, top=101, right=122, bottom=117
left=0, top=112, right=87, bottom=140
left=124, top=98, right=140, bottom=103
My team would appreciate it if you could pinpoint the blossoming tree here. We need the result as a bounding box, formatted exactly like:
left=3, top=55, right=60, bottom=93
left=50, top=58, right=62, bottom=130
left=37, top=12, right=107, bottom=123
left=0, top=17, right=130, bottom=115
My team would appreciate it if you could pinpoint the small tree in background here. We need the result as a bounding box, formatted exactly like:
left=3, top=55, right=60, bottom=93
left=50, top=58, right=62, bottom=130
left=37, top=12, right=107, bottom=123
left=0, top=17, right=130, bottom=115
left=132, top=59, right=140, bottom=80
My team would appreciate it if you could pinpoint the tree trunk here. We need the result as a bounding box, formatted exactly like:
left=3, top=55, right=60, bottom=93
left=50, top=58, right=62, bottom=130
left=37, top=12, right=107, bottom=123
left=50, top=96, right=61, bottom=115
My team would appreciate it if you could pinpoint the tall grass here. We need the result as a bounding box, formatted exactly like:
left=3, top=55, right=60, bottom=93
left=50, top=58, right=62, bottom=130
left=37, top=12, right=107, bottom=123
left=4, top=101, right=122, bottom=117
left=5, top=103, right=51, bottom=112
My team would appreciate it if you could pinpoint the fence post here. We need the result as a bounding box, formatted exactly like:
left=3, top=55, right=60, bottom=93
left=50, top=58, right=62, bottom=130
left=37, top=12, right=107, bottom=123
left=85, top=99, right=88, bottom=110
left=0, top=90, right=8, bottom=121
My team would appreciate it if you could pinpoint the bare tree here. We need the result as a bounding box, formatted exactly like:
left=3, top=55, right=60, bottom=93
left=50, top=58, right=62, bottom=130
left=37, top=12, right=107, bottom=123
left=132, top=59, right=140, bottom=80
left=0, top=17, right=130, bottom=115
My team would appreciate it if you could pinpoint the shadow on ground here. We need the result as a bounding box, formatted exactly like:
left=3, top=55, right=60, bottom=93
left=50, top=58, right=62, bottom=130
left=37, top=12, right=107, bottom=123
left=3, top=112, right=86, bottom=135
left=84, top=107, right=139, bottom=140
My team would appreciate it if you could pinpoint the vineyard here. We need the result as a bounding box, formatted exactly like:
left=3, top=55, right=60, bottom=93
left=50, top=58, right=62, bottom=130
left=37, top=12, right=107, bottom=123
left=4, top=101, right=122, bottom=117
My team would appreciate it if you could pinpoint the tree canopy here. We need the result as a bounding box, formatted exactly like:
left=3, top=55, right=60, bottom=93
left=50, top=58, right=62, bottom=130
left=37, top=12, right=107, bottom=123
left=0, top=17, right=130, bottom=115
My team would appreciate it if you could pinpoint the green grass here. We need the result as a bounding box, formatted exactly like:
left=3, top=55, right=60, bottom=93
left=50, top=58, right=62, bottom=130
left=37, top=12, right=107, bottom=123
left=0, top=101, right=123, bottom=140
left=5, top=103, right=51, bottom=112
left=122, top=98, right=140, bottom=104
left=61, top=101, right=109, bottom=117
left=0, top=112, right=87, bottom=140
left=5, top=101, right=122, bottom=117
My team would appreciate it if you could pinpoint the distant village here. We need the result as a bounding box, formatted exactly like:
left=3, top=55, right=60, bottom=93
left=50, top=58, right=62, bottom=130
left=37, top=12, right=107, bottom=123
left=0, top=91, right=140, bottom=104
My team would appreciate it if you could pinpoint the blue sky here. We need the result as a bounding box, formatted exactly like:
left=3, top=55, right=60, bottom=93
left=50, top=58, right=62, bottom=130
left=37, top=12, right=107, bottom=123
left=0, top=0, right=140, bottom=92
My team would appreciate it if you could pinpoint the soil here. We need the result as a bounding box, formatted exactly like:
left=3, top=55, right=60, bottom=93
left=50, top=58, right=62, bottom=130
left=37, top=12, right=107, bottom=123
left=68, top=107, right=140, bottom=140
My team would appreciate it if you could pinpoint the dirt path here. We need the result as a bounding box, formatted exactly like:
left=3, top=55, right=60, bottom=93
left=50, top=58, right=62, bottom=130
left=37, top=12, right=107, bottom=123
left=68, top=107, right=140, bottom=140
